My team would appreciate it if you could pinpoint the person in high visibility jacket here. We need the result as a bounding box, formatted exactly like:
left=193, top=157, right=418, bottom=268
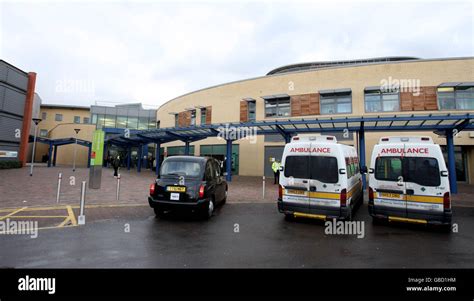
left=272, top=160, right=281, bottom=184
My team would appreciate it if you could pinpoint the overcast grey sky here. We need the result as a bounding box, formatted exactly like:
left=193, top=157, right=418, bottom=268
left=1, top=0, right=473, bottom=108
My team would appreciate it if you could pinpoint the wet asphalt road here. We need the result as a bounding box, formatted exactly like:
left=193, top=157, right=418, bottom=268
left=1, top=203, right=474, bottom=268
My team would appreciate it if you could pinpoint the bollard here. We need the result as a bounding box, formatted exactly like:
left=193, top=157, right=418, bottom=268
left=78, top=181, right=86, bottom=225
left=56, top=173, right=62, bottom=203
left=262, top=176, right=265, bottom=200
left=116, top=174, right=121, bottom=201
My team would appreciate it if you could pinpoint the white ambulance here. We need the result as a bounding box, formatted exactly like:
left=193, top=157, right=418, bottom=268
left=277, top=135, right=363, bottom=221
left=368, top=136, right=452, bottom=227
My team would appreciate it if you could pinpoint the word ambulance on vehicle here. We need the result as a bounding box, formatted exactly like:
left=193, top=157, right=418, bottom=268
left=368, top=136, right=452, bottom=227
left=277, top=135, right=363, bottom=221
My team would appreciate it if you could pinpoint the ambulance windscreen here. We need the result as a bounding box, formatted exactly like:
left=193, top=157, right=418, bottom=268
left=284, top=156, right=338, bottom=183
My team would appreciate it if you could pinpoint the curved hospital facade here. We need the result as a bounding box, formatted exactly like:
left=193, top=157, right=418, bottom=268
left=156, top=57, right=474, bottom=182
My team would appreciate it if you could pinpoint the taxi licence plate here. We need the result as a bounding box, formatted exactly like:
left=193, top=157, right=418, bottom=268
left=380, top=192, right=400, bottom=198
left=287, top=189, right=306, bottom=195
left=167, top=186, right=186, bottom=193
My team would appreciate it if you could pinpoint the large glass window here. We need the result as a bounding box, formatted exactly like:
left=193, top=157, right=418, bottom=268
left=365, top=90, right=400, bottom=113
left=116, top=116, right=127, bottom=128
left=149, top=118, right=157, bottom=129
left=104, top=114, right=116, bottom=128
left=265, top=97, right=290, bottom=118
left=97, top=114, right=105, bottom=129
left=127, top=117, right=138, bottom=129
left=438, top=86, right=474, bottom=110
left=138, top=117, right=149, bottom=130
left=83, top=117, right=90, bottom=124
left=200, top=108, right=207, bottom=124
left=248, top=101, right=256, bottom=121
left=74, top=116, right=80, bottom=124
left=320, top=92, right=352, bottom=114
left=39, top=129, right=48, bottom=137
left=55, top=114, right=63, bottom=122
left=284, top=156, right=338, bottom=183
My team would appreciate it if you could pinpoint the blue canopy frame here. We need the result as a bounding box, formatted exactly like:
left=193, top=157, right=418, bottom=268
left=29, top=136, right=92, bottom=168
left=104, top=113, right=474, bottom=194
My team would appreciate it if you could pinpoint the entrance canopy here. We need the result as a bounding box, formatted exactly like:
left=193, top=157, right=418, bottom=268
left=29, top=136, right=92, bottom=167
left=104, top=113, right=473, bottom=193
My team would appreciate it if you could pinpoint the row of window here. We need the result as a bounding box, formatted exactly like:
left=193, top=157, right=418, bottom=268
left=174, top=107, right=207, bottom=127
left=91, top=114, right=157, bottom=130
left=255, top=85, right=474, bottom=118
left=41, top=112, right=90, bottom=124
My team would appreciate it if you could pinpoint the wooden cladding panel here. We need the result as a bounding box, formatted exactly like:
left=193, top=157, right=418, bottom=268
left=291, top=93, right=319, bottom=116
left=400, top=86, right=438, bottom=111
left=205, top=106, right=212, bottom=124
left=240, top=101, right=248, bottom=122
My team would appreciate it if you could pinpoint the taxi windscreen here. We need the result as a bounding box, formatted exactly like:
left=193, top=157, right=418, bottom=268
left=375, top=157, right=440, bottom=186
left=284, top=156, right=338, bottom=183
left=160, top=160, right=202, bottom=177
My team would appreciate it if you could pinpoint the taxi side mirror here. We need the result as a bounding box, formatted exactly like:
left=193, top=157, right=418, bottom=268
left=279, top=166, right=284, bottom=172
left=368, top=168, right=374, bottom=174
left=339, top=168, right=346, bottom=175
left=440, top=171, right=448, bottom=177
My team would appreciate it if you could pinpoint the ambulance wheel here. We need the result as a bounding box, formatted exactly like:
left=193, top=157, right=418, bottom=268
left=284, top=213, right=294, bottom=221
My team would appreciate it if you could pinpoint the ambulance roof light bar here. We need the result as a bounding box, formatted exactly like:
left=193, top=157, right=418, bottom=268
left=379, top=136, right=433, bottom=144
left=291, top=135, right=337, bottom=143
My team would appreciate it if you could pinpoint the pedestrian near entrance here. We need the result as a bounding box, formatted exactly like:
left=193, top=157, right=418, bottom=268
left=272, top=160, right=281, bottom=184
left=113, top=155, right=120, bottom=177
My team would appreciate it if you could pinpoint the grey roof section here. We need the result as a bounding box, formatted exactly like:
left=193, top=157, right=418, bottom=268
left=261, top=94, right=290, bottom=100
left=439, top=82, right=474, bottom=87
left=266, top=56, right=420, bottom=75
left=319, top=88, right=352, bottom=95
left=41, top=103, right=90, bottom=110
left=158, top=56, right=474, bottom=111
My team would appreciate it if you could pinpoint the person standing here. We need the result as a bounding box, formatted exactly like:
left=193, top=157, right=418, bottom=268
left=272, top=160, right=281, bottom=184
left=113, top=155, right=120, bottom=177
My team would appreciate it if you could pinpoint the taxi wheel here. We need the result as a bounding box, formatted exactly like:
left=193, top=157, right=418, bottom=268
left=202, top=199, right=215, bottom=219
left=222, top=189, right=228, bottom=204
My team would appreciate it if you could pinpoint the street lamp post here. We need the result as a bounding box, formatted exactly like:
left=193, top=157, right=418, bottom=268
left=30, top=118, right=42, bottom=176
left=73, top=128, right=81, bottom=172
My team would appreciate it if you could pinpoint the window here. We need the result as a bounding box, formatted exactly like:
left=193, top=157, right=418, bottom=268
left=200, top=108, right=207, bottom=124
left=190, top=110, right=196, bottom=125
left=149, top=119, right=157, bottom=129
left=116, top=116, right=127, bottom=128
left=160, top=160, right=202, bottom=177
left=375, top=157, right=440, bottom=186
left=375, top=157, right=402, bottom=182
left=91, top=114, right=98, bottom=125
left=55, top=114, right=63, bottom=122
left=104, top=115, right=116, bottom=128
left=41, top=112, right=47, bottom=120
left=127, top=117, right=138, bottom=129
left=365, top=89, right=400, bottom=113
left=74, top=116, right=80, bottom=124
left=320, top=91, right=352, bottom=114
left=138, top=117, right=149, bottom=130
left=174, top=114, right=178, bottom=127
left=156, top=120, right=161, bottom=129
left=284, top=156, right=338, bottom=183
left=97, top=114, right=105, bottom=129
left=248, top=101, right=256, bottom=121
left=83, top=117, right=90, bottom=124
left=265, top=97, right=290, bottom=118
left=39, top=129, right=48, bottom=137
left=438, top=85, right=474, bottom=110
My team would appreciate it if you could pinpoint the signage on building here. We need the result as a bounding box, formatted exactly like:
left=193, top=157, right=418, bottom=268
left=90, top=130, right=105, bottom=166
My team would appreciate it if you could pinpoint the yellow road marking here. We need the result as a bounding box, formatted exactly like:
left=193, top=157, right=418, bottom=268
left=57, top=217, right=72, bottom=227
left=0, top=207, right=27, bottom=221
left=66, top=206, right=77, bottom=226
left=7, top=216, right=69, bottom=218
left=0, top=203, right=147, bottom=213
